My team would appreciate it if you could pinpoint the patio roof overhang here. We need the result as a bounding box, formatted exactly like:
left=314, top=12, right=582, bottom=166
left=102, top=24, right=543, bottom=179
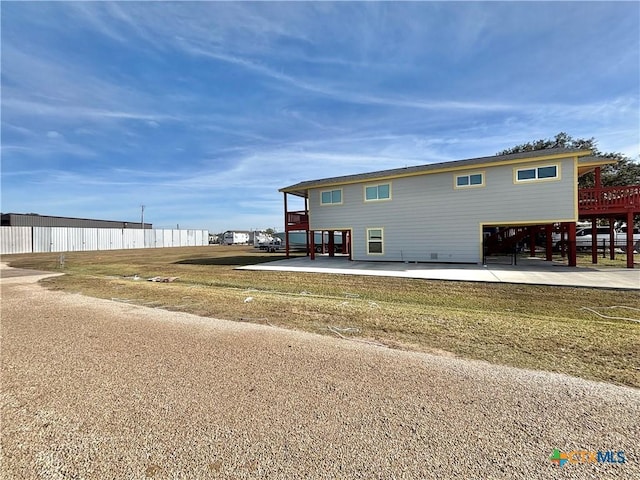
left=577, top=156, right=618, bottom=177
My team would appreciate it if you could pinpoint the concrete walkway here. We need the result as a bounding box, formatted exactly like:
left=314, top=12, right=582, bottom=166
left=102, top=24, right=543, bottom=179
left=0, top=262, right=64, bottom=284
left=239, top=255, right=640, bottom=290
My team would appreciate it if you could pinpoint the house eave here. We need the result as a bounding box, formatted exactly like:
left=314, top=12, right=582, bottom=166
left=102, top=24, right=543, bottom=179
left=280, top=148, right=592, bottom=194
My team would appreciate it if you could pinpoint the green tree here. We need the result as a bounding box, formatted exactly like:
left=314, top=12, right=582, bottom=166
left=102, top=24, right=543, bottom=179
left=497, top=132, right=640, bottom=187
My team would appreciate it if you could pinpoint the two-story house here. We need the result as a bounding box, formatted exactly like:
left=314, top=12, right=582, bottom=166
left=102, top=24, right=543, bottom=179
left=280, top=147, right=637, bottom=267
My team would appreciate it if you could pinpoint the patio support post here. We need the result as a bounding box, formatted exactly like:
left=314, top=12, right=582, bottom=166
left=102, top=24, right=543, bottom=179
left=310, top=230, right=315, bottom=260
left=609, top=218, right=615, bottom=260
left=342, top=230, right=350, bottom=256
left=545, top=224, right=553, bottom=261
left=567, top=222, right=577, bottom=267
left=529, top=226, right=536, bottom=257
left=349, top=231, right=353, bottom=260
left=560, top=223, right=567, bottom=258
left=284, top=193, right=290, bottom=258
left=626, top=211, right=634, bottom=269
left=328, top=231, right=335, bottom=257
left=591, top=218, right=598, bottom=264
left=594, top=166, right=602, bottom=192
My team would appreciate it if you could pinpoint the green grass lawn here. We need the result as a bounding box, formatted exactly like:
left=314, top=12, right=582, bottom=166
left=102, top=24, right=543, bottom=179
left=4, top=246, right=640, bottom=387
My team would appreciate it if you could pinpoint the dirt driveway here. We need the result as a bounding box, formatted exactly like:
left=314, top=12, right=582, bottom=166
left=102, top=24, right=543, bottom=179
left=2, top=269, right=638, bottom=479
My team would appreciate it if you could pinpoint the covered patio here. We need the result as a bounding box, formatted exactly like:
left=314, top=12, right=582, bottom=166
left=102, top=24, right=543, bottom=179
left=239, top=255, right=640, bottom=290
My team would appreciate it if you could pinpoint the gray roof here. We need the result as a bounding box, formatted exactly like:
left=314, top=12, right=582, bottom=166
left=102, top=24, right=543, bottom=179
left=280, top=147, right=592, bottom=197
left=1, top=212, right=152, bottom=229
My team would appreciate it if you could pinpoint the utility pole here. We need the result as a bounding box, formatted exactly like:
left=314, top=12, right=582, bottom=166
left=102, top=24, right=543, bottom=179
left=141, top=205, right=145, bottom=229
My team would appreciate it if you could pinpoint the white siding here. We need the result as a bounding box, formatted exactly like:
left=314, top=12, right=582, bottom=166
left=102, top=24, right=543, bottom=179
left=187, top=230, right=196, bottom=246
left=172, top=229, right=181, bottom=247
left=309, top=157, right=577, bottom=263
left=33, top=227, right=52, bottom=253
left=163, top=229, right=174, bottom=248
left=50, top=228, right=69, bottom=253
left=0, top=226, right=32, bottom=254
left=83, top=229, right=99, bottom=251
left=144, top=229, right=157, bottom=248
left=98, top=228, right=123, bottom=250
left=1, top=227, right=209, bottom=254
left=122, top=230, right=145, bottom=249
left=67, top=228, right=84, bottom=251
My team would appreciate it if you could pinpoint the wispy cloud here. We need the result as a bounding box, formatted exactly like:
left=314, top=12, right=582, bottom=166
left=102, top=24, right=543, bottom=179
left=2, top=2, right=638, bottom=231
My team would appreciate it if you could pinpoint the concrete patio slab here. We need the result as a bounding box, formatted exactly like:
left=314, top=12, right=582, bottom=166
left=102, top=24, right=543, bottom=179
left=238, top=256, right=640, bottom=290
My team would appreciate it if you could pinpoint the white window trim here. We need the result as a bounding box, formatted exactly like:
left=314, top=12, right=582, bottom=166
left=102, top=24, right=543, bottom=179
left=454, top=171, right=485, bottom=189
left=514, top=164, right=560, bottom=183
left=366, top=227, right=384, bottom=255
left=363, top=182, right=392, bottom=202
left=320, top=188, right=343, bottom=206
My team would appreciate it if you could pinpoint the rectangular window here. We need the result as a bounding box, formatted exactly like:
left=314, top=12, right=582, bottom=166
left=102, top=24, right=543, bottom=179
left=517, top=169, right=536, bottom=181
left=367, top=228, right=384, bottom=254
left=364, top=183, right=391, bottom=201
left=515, top=165, right=559, bottom=182
left=538, top=166, right=557, bottom=179
left=320, top=189, right=342, bottom=205
left=455, top=172, right=484, bottom=188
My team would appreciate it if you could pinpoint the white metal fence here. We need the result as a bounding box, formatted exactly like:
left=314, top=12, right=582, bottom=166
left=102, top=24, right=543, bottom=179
left=0, top=227, right=209, bottom=255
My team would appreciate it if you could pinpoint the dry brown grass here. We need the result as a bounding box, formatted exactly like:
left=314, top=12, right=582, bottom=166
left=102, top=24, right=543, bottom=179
left=575, top=250, right=640, bottom=267
left=5, top=246, right=640, bottom=387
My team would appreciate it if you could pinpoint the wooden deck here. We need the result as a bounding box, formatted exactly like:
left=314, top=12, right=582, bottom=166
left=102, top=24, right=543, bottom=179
left=578, top=185, right=640, bottom=216
left=286, top=210, right=309, bottom=231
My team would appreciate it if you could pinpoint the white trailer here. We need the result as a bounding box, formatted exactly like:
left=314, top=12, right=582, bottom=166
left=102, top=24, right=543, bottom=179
left=223, top=231, right=250, bottom=245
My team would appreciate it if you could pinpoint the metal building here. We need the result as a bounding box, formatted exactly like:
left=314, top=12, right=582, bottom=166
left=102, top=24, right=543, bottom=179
left=1, top=213, right=152, bottom=229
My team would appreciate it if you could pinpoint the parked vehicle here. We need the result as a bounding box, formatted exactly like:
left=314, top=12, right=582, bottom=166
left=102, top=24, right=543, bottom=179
left=554, top=225, right=640, bottom=251
left=617, top=227, right=640, bottom=252
left=257, top=237, right=282, bottom=252
left=223, top=231, right=250, bottom=245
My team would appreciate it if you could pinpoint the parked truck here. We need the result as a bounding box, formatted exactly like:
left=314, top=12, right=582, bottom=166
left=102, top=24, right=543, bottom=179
left=554, top=225, right=640, bottom=252
left=257, top=237, right=282, bottom=252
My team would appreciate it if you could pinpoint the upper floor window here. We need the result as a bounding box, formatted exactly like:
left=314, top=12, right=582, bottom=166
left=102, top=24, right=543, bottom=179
left=320, top=189, right=342, bottom=205
left=515, top=165, right=559, bottom=182
left=455, top=172, right=484, bottom=188
left=365, top=183, right=391, bottom=201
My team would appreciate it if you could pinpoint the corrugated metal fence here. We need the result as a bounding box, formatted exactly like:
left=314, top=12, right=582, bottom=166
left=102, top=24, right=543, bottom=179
left=0, top=227, right=209, bottom=255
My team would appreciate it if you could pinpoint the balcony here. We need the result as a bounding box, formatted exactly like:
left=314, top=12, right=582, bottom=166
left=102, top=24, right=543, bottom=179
left=578, top=185, right=640, bottom=215
left=286, top=210, right=309, bottom=231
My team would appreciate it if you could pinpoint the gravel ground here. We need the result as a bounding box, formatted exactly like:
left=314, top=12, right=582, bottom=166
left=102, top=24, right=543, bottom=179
left=1, top=269, right=639, bottom=479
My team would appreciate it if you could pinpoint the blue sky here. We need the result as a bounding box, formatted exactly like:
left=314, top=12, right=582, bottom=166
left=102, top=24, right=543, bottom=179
left=2, top=1, right=639, bottom=232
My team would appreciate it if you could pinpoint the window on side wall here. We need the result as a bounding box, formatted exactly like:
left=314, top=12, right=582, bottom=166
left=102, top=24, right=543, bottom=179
left=320, top=189, right=342, bottom=205
left=515, top=165, right=559, bottom=182
left=367, top=228, right=384, bottom=254
left=364, top=183, right=391, bottom=201
left=455, top=172, right=484, bottom=188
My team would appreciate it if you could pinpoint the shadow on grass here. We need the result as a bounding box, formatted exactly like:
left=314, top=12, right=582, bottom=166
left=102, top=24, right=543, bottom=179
left=175, top=255, right=290, bottom=266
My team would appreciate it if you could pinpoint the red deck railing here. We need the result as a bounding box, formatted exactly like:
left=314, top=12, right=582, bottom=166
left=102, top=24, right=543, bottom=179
left=286, top=210, right=309, bottom=231
left=578, top=185, right=640, bottom=214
